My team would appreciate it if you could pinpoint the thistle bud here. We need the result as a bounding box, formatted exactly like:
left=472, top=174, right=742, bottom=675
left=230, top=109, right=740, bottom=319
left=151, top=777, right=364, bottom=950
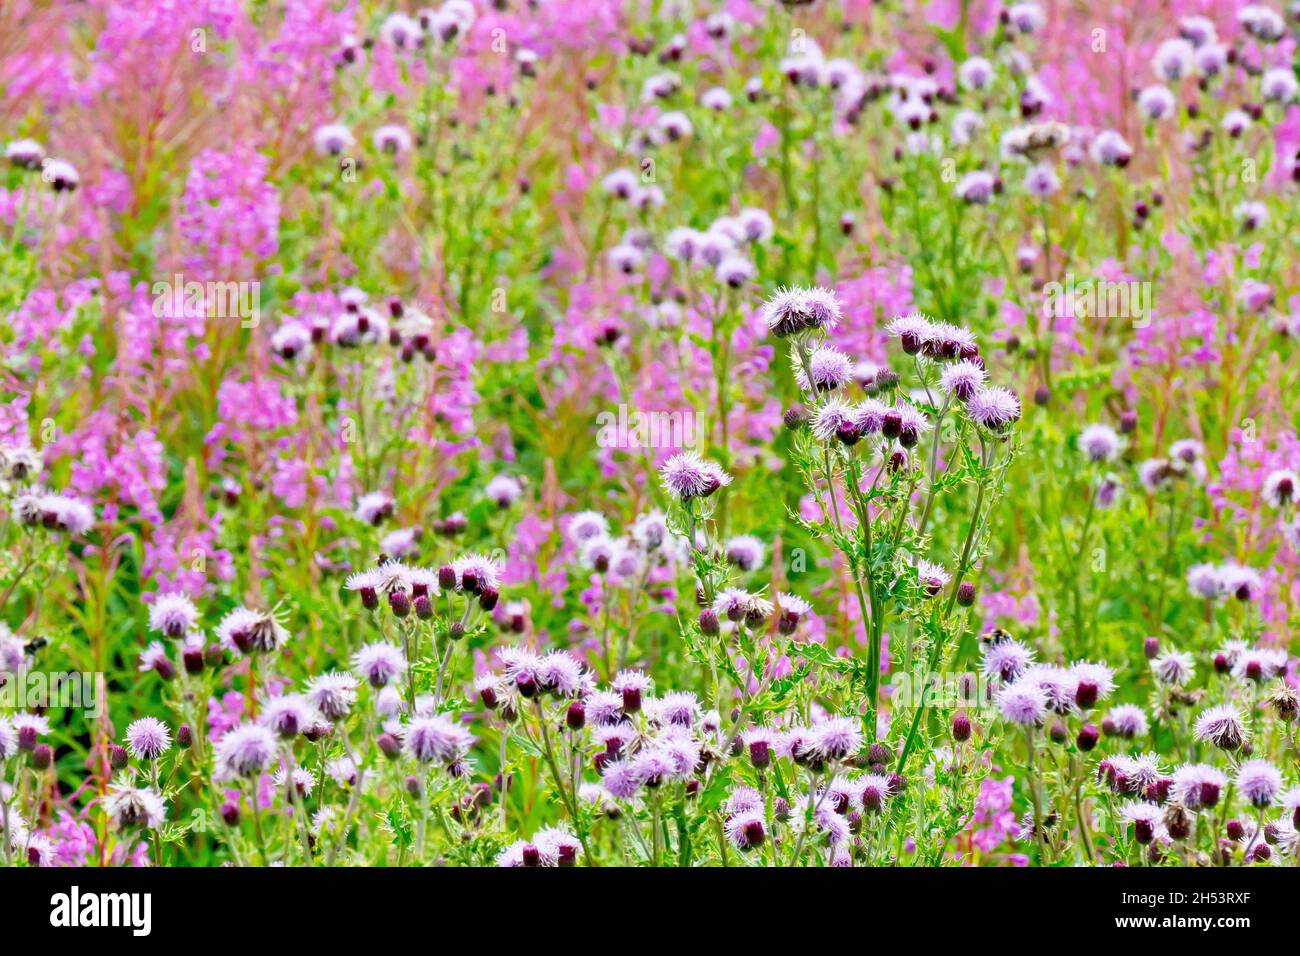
left=783, top=404, right=809, bottom=430
left=952, top=712, right=972, bottom=742
left=31, top=743, right=52, bottom=770
left=389, top=590, right=411, bottom=618
left=566, top=701, right=586, bottom=730
left=183, top=647, right=205, bottom=675
left=377, top=732, right=402, bottom=760
left=956, top=582, right=976, bottom=607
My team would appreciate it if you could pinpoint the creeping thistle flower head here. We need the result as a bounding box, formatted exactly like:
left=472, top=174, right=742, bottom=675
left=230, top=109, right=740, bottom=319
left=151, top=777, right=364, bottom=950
left=105, top=785, right=167, bottom=830
left=124, top=718, right=171, bottom=761
left=793, top=345, right=854, bottom=393
left=659, top=451, right=732, bottom=501
left=1078, top=424, right=1122, bottom=463
left=147, top=593, right=200, bottom=639
left=1237, top=760, right=1284, bottom=808
left=214, top=723, right=279, bottom=780
left=965, top=386, right=1022, bottom=432
left=761, top=286, right=842, bottom=338
left=1194, top=704, right=1249, bottom=751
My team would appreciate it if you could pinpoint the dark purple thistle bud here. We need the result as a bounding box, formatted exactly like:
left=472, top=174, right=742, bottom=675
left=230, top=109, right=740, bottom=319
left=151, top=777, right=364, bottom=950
left=461, top=569, right=481, bottom=594
left=952, top=713, right=972, bottom=742
left=1033, top=385, right=1050, bottom=407
left=359, top=585, right=379, bottom=610
left=778, top=609, right=800, bottom=635
left=1077, top=724, right=1100, bottom=751
left=449, top=621, right=466, bottom=641
left=389, top=589, right=411, bottom=618
left=32, top=743, right=52, bottom=770
left=1134, top=819, right=1155, bottom=844
left=304, top=722, right=330, bottom=743
left=1251, top=843, right=1272, bottom=863
left=110, top=745, right=129, bottom=770
left=1075, top=680, right=1099, bottom=710
left=1226, top=819, right=1245, bottom=841
left=153, top=656, right=176, bottom=681
left=1143, top=636, right=1160, bottom=659
left=1199, top=781, right=1221, bottom=808
left=784, top=404, right=809, bottom=430
left=204, top=642, right=225, bottom=668
left=742, top=817, right=765, bottom=848
left=898, top=422, right=919, bottom=448
left=621, top=685, right=643, bottom=714
left=377, top=732, right=402, bottom=760
left=881, top=409, right=903, bottom=439
left=867, top=743, right=891, bottom=766
left=566, top=701, right=586, bottom=730
left=1212, top=652, right=1229, bottom=674
left=17, top=724, right=36, bottom=751
left=749, top=739, right=770, bottom=769
left=479, top=684, right=498, bottom=709
left=874, top=369, right=899, bottom=390
left=556, top=842, right=578, bottom=867
left=1146, top=777, right=1172, bottom=804
left=1101, top=716, right=1118, bottom=737
left=1245, top=659, right=1263, bottom=681
left=231, top=627, right=255, bottom=654
left=177, top=724, right=193, bottom=748
left=698, top=608, right=720, bottom=635
left=1049, top=720, right=1068, bottom=744
left=479, top=586, right=500, bottom=611
left=1264, top=822, right=1280, bottom=846
left=405, top=775, right=422, bottom=798
left=515, top=672, right=537, bottom=698
left=183, top=647, right=205, bottom=675
left=956, top=581, right=976, bottom=607
left=437, top=565, right=457, bottom=590
left=220, top=803, right=241, bottom=826
left=414, top=595, right=434, bottom=620
left=1120, top=409, right=1137, bottom=433
left=886, top=771, right=906, bottom=793
left=888, top=450, right=906, bottom=473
